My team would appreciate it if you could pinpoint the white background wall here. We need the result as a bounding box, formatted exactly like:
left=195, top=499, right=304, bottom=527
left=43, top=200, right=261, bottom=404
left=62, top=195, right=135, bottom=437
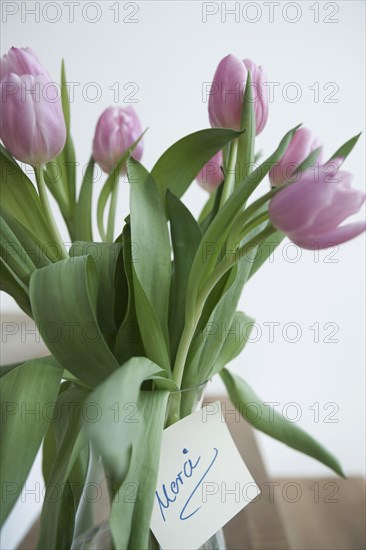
left=1, top=1, right=365, bottom=548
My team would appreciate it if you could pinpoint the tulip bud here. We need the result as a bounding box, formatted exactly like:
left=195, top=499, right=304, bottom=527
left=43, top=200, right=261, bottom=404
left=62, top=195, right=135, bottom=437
left=0, top=47, right=66, bottom=166
left=0, top=47, right=49, bottom=81
left=269, top=127, right=323, bottom=187
left=196, top=151, right=224, bottom=192
left=269, top=159, right=366, bottom=249
left=92, top=106, right=143, bottom=173
left=208, top=54, right=268, bottom=135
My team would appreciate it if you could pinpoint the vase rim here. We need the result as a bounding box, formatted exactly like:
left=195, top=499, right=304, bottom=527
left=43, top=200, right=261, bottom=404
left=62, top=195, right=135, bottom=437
left=170, top=379, right=209, bottom=395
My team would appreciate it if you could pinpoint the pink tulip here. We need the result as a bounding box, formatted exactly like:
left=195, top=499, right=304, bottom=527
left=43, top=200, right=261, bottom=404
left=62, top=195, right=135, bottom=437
left=92, top=106, right=143, bottom=173
left=0, top=47, right=49, bottom=81
left=208, top=54, right=268, bottom=135
left=196, top=151, right=224, bottom=192
left=269, top=127, right=323, bottom=187
left=269, top=159, right=366, bottom=249
left=0, top=47, right=66, bottom=166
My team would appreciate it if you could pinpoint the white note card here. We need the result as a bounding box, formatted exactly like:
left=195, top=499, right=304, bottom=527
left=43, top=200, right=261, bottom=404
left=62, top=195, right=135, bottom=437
left=151, top=401, right=260, bottom=550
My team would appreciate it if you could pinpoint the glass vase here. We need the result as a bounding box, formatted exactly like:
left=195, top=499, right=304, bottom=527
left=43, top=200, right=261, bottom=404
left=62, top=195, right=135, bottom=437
left=72, top=383, right=226, bottom=550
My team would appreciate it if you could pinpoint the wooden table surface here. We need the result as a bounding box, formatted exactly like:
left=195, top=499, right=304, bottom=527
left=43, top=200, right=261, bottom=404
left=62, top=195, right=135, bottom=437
left=16, top=398, right=366, bottom=550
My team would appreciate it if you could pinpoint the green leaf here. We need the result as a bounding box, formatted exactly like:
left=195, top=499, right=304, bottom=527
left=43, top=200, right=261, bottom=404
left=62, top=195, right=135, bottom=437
left=149, top=376, right=179, bottom=392
left=208, top=311, right=254, bottom=378
left=151, top=128, right=242, bottom=198
left=42, top=380, right=90, bottom=505
left=43, top=62, right=77, bottom=241
left=84, top=357, right=164, bottom=481
left=43, top=162, right=70, bottom=221
left=184, top=203, right=272, bottom=389
left=185, top=193, right=281, bottom=389
left=41, top=382, right=79, bottom=547
left=42, top=418, right=57, bottom=486
left=132, top=274, right=171, bottom=374
left=198, top=192, right=216, bottom=224
left=61, top=369, right=92, bottom=390
left=224, top=191, right=282, bottom=280
left=293, top=146, right=322, bottom=177
left=46, top=382, right=89, bottom=511
left=194, top=267, right=235, bottom=340
left=0, top=145, right=52, bottom=245
left=1, top=209, right=52, bottom=267
left=0, top=361, right=23, bottom=379
left=330, top=132, right=361, bottom=161
left=184, top=259, right=253, bottom=389
left=110, top=390, right=169, bottom=550
left=71, top=442, right=98, bottom=544
left=235, top=70, right=255, bottom=185
left=128, top=158, right=171, bottom=353
left=114, top=224, right=144, bottom=364
left=221, top=369, right=345, bottom=477
left=248, top=228, right=284, bottom=280
left=60, top=60, right=71, bottom=133
left=59, top=60, right=76, bottom=210
left=123, top=169, right=170, bottom=373
left=37, top=384, right=88, bottom=550
left=113, top=234, right=128, bottom=329
left=0, top=356, right=63, bottom=525
left=185, top=125, right=301, bottom=318
left=57, top=482, right=77, bottom=549
left=97, top=161, right=123, bottom=242
left=0, top=216, right=36, bottom=285
left=74, top=157, right=95, bottom=241
left=97, top=134, right=145, bottom=241
left=0, top=259, right=32, bottom=316
left=167, top=191, right=202, bottom=362
left=199, top=182, right=224, bottom=234
left=70, top=241, right=122, bottom=336
left=69, top=438, right=90, bottom=511
left=30, top=256, right=120, bottom=386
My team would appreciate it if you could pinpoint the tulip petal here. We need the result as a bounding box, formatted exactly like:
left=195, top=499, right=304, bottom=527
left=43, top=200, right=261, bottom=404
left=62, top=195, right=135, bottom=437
left=269, top=153, right=365, bottom=252
left=208, top=54, right=247, bottom=130
left=92, top=106, right=143, bottom=173
left=0, top=67, right=65, bottom=166
left=208, top=54, right=269, bottom=135
left=0, top=47, right=49, bottom=81
left=269, top=178, right=331, bottom=233
left=196, top=150, right=224, bottom=192
left=243, top=59, right=268, bottom=135
left=293, top=221, right=366, bottom=250
left=312, top=183, right=365, bottom=233
left=269, top=127, right=323, bottom=186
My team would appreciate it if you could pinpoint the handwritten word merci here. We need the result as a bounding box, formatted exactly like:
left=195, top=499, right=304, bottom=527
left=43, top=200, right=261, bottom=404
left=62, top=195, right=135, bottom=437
left=150, top=402, right=259, bottom=550
left=155, top=447, right=219, bottom=522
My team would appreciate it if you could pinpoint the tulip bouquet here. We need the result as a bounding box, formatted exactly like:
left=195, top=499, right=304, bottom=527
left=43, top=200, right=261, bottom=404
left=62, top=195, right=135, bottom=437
left=0, top=48, right=365, bottom=550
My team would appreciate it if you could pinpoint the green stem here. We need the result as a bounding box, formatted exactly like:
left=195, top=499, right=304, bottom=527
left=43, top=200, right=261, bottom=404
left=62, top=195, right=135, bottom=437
left=106, top=176, right=120, bottom=242
left=219, top=139, right=239, bottom=208
left=34, top=165, right=68, bottom=260
left=238, top=211, right=269, bottom=241
left=72, top=443, right=99, bottom=542
left=168, top=299, right=209, bottom=426
left=165, top=392, right=182, bottom=427
left=170, top=224, right=276, bottom=424
left=235, top=70, right=255, bottom=187
left=198, top=224, right=276, bottom=305
left=226, top=187, right=279, bottom=251
left=173, top=320, right=196, bottom=385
